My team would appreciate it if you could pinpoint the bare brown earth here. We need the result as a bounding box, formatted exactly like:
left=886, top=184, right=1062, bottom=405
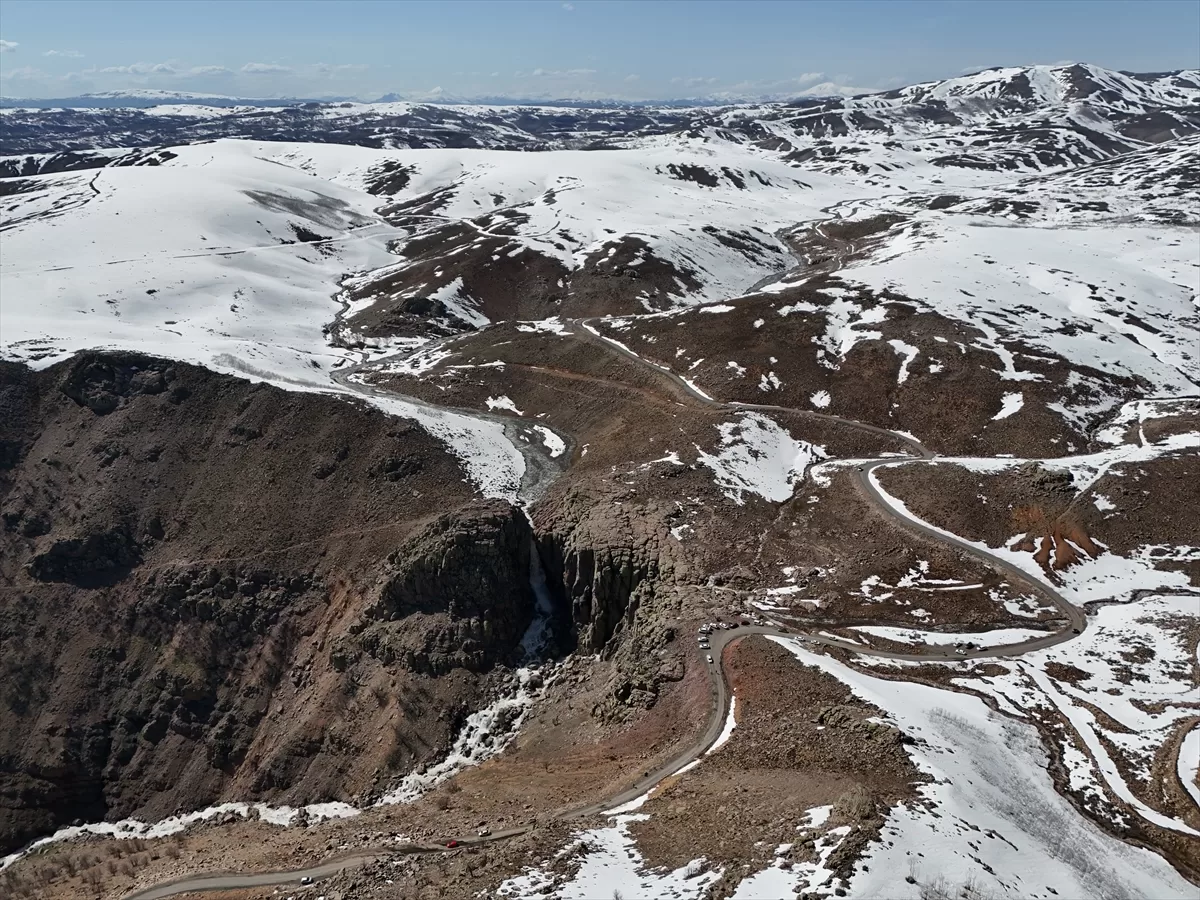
left=0, top=342, right=982, bottom=864
left=589, top=275, right=1141, bottom=458
left=2, top=302, right=1193, bottom=897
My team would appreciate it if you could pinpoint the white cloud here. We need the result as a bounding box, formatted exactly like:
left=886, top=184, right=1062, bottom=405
left=623, top=73, right=640, bottom=82
left=1, top=65, right=42, bottom=80
left=314, top=62, right=368, bottom=77
left=670, top=75, right=718, bottom=86
left=96, top=62, right=176, bottom=75
left=241, top=62, right=291, bottom=74
left=528, top=67, right=596, bottom=78
left=0, top=39, right=18, bottom=53
left=187, top=65, right=233, bottom=77
left=795, top=72, right=824, bottom=85
left=43, top=49, right=84, bottom=58
left=562, top=2, right=575, bottom=9
left=792, top=81, right=869, bottom=98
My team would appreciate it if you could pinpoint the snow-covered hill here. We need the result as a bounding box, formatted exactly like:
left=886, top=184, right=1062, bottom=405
left=3, top=78, right=1198, bottom=454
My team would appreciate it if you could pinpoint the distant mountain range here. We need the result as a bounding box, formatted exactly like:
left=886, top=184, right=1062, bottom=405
left=0, top=86, right=862, bottom=111
left=1, top=63, right=1196, bottom=160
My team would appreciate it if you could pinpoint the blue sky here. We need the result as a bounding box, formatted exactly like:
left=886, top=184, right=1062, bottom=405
left=1, top=0, right=1197, bottom=100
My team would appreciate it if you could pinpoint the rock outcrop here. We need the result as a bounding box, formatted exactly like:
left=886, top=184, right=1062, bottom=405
left=348, top=502, right=537, bottom=676
left=534, top=488, right=690, bottom=721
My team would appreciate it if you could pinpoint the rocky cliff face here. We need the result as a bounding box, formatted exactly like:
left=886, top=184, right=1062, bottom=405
left=346, top=502, right=537, bottom=676
left=0, top=353, right=540, bottom=854
left=534, top=487, right=692, bottom=722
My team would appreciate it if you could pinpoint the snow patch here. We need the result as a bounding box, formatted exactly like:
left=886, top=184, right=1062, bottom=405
left=992, top=392, right=1025, bottom=421
left=707, top=696, right=738, bottom=756
left=486, top=395, right=524, bottom=415
left=695, top=413, right=826, bottom=505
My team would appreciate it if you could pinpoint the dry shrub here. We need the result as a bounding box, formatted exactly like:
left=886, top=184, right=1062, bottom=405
left=831, top=784, right=876, bottom=822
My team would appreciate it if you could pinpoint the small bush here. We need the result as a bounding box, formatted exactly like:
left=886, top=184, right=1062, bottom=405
left=832, top=784, right=875, bottom=822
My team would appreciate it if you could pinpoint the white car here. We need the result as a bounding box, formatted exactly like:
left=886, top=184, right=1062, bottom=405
left=300, top=876, right=314, bottom=885
left=706, top=655, right=714, bottom=664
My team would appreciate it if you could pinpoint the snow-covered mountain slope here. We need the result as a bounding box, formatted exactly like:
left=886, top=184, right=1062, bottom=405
left=938, top=131, right=1200, bottom=224
left=1, top=62, right=1199, bottom=899
left=0, top=140, right=531, bottom=500
left=867, top=64, right=1198, bottom=113
left=829, top=199, right=1200, bottom=398
left=698, top=64, right=1200, bottom=180
left=1, top=140, right=390, bottom=378
left=1, top=63, right=1196, bottom=465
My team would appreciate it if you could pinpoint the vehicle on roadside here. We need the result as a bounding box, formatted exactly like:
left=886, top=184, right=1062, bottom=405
left=446, top=840, right=459, bottom=848
left=477, top=827, right=491, bottom=837
left=706, top=654, right=714, bottom=664
left=300, top=876, right=313, bottom=885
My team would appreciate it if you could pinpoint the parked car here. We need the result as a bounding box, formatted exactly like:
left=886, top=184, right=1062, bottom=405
left=300, top=876, right=313, bottom=885
left=446, top=839, right=460, bottom=848
left=477, top=827, right=491, bottom=837
left=706, top=655, right=714, bottom=664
